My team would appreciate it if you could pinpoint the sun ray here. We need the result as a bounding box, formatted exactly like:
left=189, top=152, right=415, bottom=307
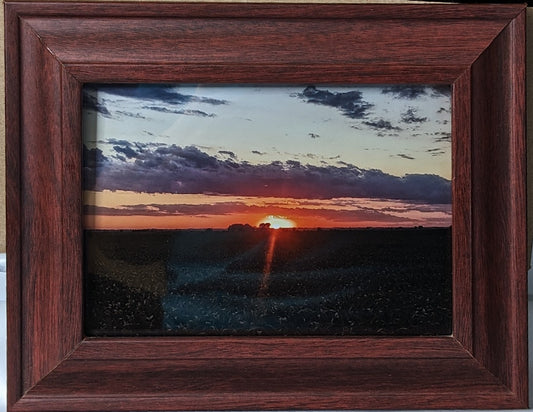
left=259, top=230, right=278, bottom=297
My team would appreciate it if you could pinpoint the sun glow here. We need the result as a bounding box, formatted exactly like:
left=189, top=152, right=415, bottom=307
left=258, top=215, right=296, bottom=229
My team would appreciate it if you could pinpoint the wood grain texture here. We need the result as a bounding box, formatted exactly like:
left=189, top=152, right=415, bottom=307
left=3, top=2, right=526, bottom=19
left=8, top=392, right=524, bottom=412
left=68, top=63, right=465, bottom=84
left=5, top=2, right=527, bottom=410
left=452, top=71, right=473, bottom=353
left=19, top=18, right=82, bottom=391
left=23, top=16, right=514, bottom=67
left=5, top=3, right=23, bottom=410
left=12, top=358, right=519, bottom=411
left=19, top=17, right=64, bottom=391
left=60, top=68, right=84, bottom=363
left=71, top=336, right=469, bottom=360
left=471, top=10, right=528, bottom=405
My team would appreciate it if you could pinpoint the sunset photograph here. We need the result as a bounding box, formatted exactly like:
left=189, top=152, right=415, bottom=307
left=82, top=84, right=452, bottom=336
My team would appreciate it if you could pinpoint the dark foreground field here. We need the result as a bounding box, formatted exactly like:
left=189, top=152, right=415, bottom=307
left=84, top=227, right=452, bottom=336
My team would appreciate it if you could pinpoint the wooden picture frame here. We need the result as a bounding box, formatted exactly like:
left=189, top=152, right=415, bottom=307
left=5, top=2, right=527, bottom=410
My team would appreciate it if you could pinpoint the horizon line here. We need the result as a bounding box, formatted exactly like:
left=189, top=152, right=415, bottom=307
left=85, top=225, right=452, bottom=232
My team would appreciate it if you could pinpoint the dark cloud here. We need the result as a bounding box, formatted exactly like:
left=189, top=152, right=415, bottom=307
left=426, top=148, right=446, bottom=157
left=381, top=85, right=451, bottom=100
left=89, top=198, right=451, bottom=220
left=396, top=154, right=415, bottom=160
left=84, top=84, right=228, bottom=106
left=363, top=119, right=402, bottom=131
left=381, top=86, right=427, bottom=100
left=297, top=86, right=373, bottom=119
left=401, top=107, right=427, bottom=124
left=218, top=150, right=236, bottom=159
left=84, top=202, right=245, bottom=217
left=84, top=146, right=108, bottom=166
left=84, top=201, right=416, bottom=226
left=252, top=150, right=266, bottom=155
left=142, top=106, right=215, bottom=117
left=279, top=206, right=415, bottom=224
left=357, top=203, right=450, bottom=214
left=106, top=138, right=131, bottom=146
left=103, top=139, right=166, bottom=150
left=83, top=91, right=111, bottom=117
left=431, top=85, right=452, bottom=98
left=115, top=110, right=147, bottom=119
left=84, top=144, right=451, bottom=204
left=433, top=132, right=451, bottom=143
left=83, top=146, right=109, bottom=189
left=113, top=145, right=137, bottom=159
left=82, top=85, right=227, bottom=121
left=308, top=133, right=320, bottom=139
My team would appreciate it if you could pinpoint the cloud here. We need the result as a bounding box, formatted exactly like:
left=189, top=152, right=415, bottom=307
left=83, top=145, right=109, bottom=189
left=396, top=154, right=415, bottom=160
left=106, top=138, right=131, bottom=146
left=401, top=107, right=427, bottom=124
left=381, top=85, right=451, bottom=99
left=363, top=119, right=402, bottom=131
left=218, top=150, right=236, bottom=159
left=297, top=86, right=373, bottom=119
left=142, top=106, right=215, bottom=117
left=431, top=85, right=452, bottom=98
left=82, top=85, right=227, bottom=120
left=115, top=110, right=147, bottom=119
left=84, top=143, right=451, bottom=204
left=252, top=150, right=266, bottom=155
left=113, top=145, right=137, bottom=159
left=371, top=203, right=451, bottom=214
left=83, top=91, right=111, bottom=117
left=434, top=132, right=451, bottom=142
left=381, top=86, right=427, bottom=99
left=105, top=139, right=165, bottom=151
left=426, top=148, right=446, bottom=156
left=84, top=200, right=418, bottom=226
left=84, top=84, right=228, bottom=106
left=84, top=202, right=246, bottom=217
left=308, top=133, right=320, bottom=139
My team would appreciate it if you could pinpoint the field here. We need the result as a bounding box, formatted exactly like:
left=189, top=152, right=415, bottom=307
left=84, top=227, right=452, bottom=336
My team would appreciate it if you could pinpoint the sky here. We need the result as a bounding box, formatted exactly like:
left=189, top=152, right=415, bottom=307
left=82, top=84, right=452, bottom=229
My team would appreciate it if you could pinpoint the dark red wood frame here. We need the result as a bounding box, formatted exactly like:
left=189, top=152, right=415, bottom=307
left=5, top=2, right=528, bottom=410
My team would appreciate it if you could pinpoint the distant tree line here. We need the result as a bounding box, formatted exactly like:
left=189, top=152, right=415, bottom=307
left=228, top=222, right=271, bottom=232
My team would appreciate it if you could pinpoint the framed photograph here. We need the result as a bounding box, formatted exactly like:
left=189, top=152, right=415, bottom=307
left=6, top=2, right=527, bottom=410
left=82, top=83, right=454, bottom=338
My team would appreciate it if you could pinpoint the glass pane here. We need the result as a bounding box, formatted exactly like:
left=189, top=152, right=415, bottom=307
left=82, top=84, right=452, bottom=336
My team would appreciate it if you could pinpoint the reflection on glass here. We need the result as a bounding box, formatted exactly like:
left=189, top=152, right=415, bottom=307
left=83, top=84, right=452, bottom=336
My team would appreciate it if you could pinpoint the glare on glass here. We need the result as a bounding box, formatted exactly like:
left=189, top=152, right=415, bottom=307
left=82, top=84, right=452, bottom=336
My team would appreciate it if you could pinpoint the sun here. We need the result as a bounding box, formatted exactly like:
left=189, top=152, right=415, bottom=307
left=258, top=215, right=296, bottom=229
